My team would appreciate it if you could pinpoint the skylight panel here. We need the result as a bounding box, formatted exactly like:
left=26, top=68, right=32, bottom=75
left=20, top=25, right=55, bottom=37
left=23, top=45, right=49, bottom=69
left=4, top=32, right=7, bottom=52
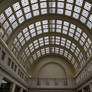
left=51, top=47, right=55, bottom=53
left=13, top=38, right=18, bottom=44
left=64, top=21, right=69, bottom=26
left=46, top=47, right=49, bottom=53
left=64, top=50, right=68, bottom=57
left=57, top=9, right=63, bottom=14
left=3, top=21, right=9, bottom=30
left=33, top=10, right=39, bottom=16
left=57, top=2, right=64, bottom=8
left=18, top=32, right=22, bottom=38
left=43, top=29, right=48, bottom=33
left=25, top=13, right=32, bottom=19
left=32, top=3, right=39, bottom=10
left=68, top=54, right=72, bottom=60
left=29, top=24, right=34, bottom=29
left=43, top=25, right=48, bottom=29
left=41, top=48, right=45, bottom=55
left=82, top=10, right=89, bottom=18
left=24, top=31, right=29, bottom=37
left=81, top=36, right=85, bottom=43
left=58, top=0, right=64, bottom=1
left=49, top=2, right=56, bottom=7
left=84, top=2, right=91, bottom=11
left=69, top=28, right=75, bottom=33
left=12, top=21, right=18, bottom=29
left=76, top=0, right=83, bottom=7
left=35, top=21, right=41, bottom=26
left=56, top=29, right=61, bottom=33
left=19, top=36, right=24, bottom=42
left=68, top=32, right=73, bottom=37
left=73, top=12, right=79, bottom=19
left=7, top=27, right=12, bottom=36
left=26, top=36, right=30, bottom=41
left=40, top=0, right=46, bottom=1
left=63, top=26, right=68, bottom=30
left=13, top=2, right=21, bottom=11
left=66, top=3, right=73, bottom=10
left=74, top=36, right=79, bottom=41
left=60, top=48, right=63, bottom=55
left=41, top=9, right=47, bottom=14
left=74, top=6, right=81, bottom=13
left=87, top=21, right=92, bottom=29
left=40, top=2, right=47, bottom=8
left=23, top=28, right=28, bottom=33
left=31, top=32, right=36, bottom=37
left=16, top=10, right=23, bottom=18
left=37, top=51, right=41, bottom=57
left=36, top=26, right=41, bottom=30
left=42, top=20, right=48, bottom=24
left=77, top=28, right=82, bottom=33
left=21, top=0, right=29, bottom=7
left=89, top=15, right=92, bottom=22
left=67, top=0, right=73, bottom=3
left=5, top=7, right=13, bottom=17
left=0, top=14, right=6, bottom=24
left=79, top=40, right=84, bottom=46
left=82, top=32, right=87, bottom=39
left=23, top=6, right=31, bottom=14
left=57, top=20, right=62, bottom=24
left=70, top=24, right=76, bottom=29
left=80, top=16, right=86, bottom=23
left=55, top=47, right=59, bottom=53
left=87, top=38, right=91, bottom=45
left=31, top=0, right=38, bottom=4
left=18, top=16, right=25, bottom=24
left=33, top=54, right=37, bottom=60
left=63, top=30, right=68, bottom=34
left=56, top=25, right=61, bottom=29
left=65, top=10, right=71, bottom=16
left=49, top=8, right=56, bottom=13
left=9, top=15, right=16, bottom=23
left=71, top=57, right=75, bottom=64
left=21, top=40, right=25, bottom=46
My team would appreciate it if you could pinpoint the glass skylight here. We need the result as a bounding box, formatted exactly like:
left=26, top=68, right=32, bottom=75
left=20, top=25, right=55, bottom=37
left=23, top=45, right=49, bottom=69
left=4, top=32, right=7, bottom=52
left=0, top=0, right=92, bottom=72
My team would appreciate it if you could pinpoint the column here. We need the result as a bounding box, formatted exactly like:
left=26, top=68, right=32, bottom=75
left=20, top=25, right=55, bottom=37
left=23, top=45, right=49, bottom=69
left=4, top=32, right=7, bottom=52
left=19, top=88, right=23, bottom=92
left=0, top=75, right=3, bottom=87
left=89, top=84, right=92, bottom=92
left=11, top=83, right=16, bottom=92
left=82, top=88, right=84, bottom=92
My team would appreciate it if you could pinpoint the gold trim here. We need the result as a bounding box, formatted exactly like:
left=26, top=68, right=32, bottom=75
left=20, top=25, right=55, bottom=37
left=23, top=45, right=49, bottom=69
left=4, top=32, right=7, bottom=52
left=0, top=37, right=92, bottom=78
left=73, top=54, right=92, bottom=78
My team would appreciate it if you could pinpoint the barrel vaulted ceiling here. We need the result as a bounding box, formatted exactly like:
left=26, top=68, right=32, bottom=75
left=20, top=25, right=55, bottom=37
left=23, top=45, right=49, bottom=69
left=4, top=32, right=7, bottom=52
left=0, top=0, right=92, bottom=76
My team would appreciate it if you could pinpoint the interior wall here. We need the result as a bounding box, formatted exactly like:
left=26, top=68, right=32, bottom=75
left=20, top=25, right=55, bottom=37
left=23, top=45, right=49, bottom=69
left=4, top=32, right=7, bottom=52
left=39, top=63, right=66, bottom=78
left=31, top=56, right=75, bottom=78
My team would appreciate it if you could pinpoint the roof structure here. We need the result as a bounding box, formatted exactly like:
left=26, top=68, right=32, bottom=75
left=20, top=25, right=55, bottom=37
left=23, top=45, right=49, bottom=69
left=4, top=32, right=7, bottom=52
left=0, top=0, right=92, bottom=76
